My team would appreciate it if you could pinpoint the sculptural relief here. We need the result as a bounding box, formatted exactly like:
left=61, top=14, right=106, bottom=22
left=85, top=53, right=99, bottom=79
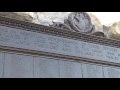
left=0, top=13, right=120, bottom=78
left=66, top=12, right=93, bottom=33
left=49, top=21, right=73, bottom=31
left=50, top=12, right=93, bottom=33
left=0, top=12, right=108, bottom=38
left=50, top=12, right=107, bottom=38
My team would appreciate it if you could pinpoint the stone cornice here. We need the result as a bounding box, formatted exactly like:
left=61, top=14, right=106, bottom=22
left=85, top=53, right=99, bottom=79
left=0, top=16, right=120, bottom=66
left=0, top=16, right=119, bottom=48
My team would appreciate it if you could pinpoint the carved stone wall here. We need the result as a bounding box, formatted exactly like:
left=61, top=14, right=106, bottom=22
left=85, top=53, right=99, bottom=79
left=50, top=12, right=106, bottom=38
left=0, top=16, right=120, bottom=78
left=1, top=12, right=120, bottom=40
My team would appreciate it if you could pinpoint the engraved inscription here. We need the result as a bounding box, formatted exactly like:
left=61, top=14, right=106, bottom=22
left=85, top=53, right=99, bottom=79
left=59, top=61, right=82, bottom=78
left=34, top=57, right=59, bottom=78
left=0, top=27, right=11, bottom=42
left=0, top=53, right=4, bottom=78
left=82, top=63, right=104, bottom=78
left=34, top=34, right=47, bottom=48
left=47, top=37, right=59, bottom=50
left=103, top=67, right=120, bottom=78
left=1, top=25, right=120, bottom=63
left=4, top=53, right=33, bottom=78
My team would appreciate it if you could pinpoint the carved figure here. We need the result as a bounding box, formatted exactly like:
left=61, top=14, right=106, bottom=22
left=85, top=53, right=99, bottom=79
left=0, top=12, right=107, bottom=38
left=49, top=21, right=73, bottom=31
left=50, top=12, right=107, bottom=38
left=67, top=12, right=93, bottom=33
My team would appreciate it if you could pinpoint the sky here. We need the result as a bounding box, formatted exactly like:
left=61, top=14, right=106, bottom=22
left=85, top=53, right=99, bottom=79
left=89, top=12, right=120, bottom=25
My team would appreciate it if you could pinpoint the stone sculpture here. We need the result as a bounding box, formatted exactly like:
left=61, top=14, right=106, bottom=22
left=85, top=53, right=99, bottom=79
left=0, top=12, right=107, bottom=38
left=66, top=12, right=93, bottom=33
left=49, top=21, right=73, bottom=31
left=50, top=12, right=107, bottom=38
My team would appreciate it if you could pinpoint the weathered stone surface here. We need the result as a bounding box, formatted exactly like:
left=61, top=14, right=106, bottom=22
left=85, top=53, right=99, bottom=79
left=50, top=12, right=107, bottom=37
left=4, top=53, right=34, bottom=78
left=1, top=15, right=120, bottom=78
left=59, top=60, right=82, bottom=78
left=34, top=57, right=59, bottom=78
left=0, top=25, right=120, bottom=64
left=0, top=53, right=4, bottom=78
left=0, top=12, right=33, bottom=22
left=103, top=66, right=120, bottom=78
left=0, top=12, right=107, bottom=38
left=90, top=30, right=107, bottom=38
left=49, top=21, right=73, bottom=31
left=89, top=25, right=107, bottom=38
left=82, top=63, right=104, bottom=78
left=49, top=12, right=93, bottom=33
left=67, top=12, right=93, bottom=33
left=32, top=12, right=71, bottom=26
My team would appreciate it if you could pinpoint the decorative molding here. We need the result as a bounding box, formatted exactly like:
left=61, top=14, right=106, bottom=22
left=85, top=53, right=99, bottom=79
left=0, top=16, right=120, bottom=48
left=0, top=16, right=120, bottom=66
left=0, top=45, right=120, bottom=67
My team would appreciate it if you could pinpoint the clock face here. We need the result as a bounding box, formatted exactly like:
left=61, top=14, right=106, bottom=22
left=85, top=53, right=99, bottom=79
left=68, top=12, right=93, bottom=33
